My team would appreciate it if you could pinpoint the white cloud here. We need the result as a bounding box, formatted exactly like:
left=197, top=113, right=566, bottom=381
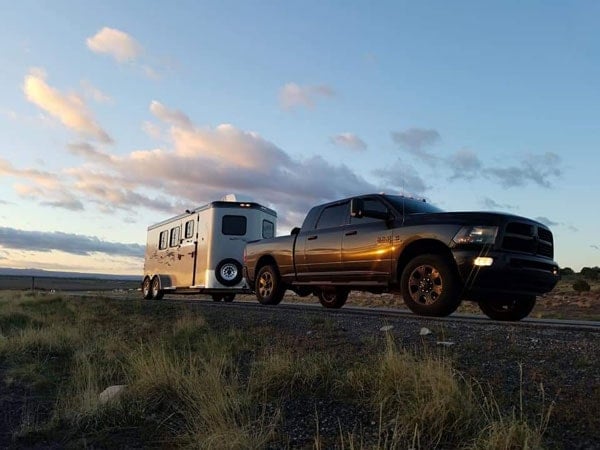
left=279, top=83, right=335, bottom=110
left=447, top=148, right=482, bottom=180
left=330, top=133, right=367, bottom=152
left=23, top=69, right=112, bottom=143
left=80, top=80, right=112, bottom=103
left=86, top=27, right=142, bottom=62
left=150, top=100, right=192, bottom=128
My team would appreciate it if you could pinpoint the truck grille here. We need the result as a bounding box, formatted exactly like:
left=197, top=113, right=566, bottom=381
left=502, top=222, right=554, bottom=259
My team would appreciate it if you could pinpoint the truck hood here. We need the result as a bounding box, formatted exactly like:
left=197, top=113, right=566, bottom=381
left=401, top=211, right=548, bottom=228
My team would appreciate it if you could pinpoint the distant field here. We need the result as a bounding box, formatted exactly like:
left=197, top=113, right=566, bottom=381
left=0, top=275, right=140, bottom=292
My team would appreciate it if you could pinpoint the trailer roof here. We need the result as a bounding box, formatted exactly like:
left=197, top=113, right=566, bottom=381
left=147, top=201, right=277, bottom=231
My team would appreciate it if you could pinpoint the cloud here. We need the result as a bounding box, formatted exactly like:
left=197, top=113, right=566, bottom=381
left=23, top=69, right=112, bottom=143
left=86, top=27, right=142, bottom=62
left=591, top=245, right=600, bottom=250
left=150, top=100, right=192, bottom=128
left=279, top=83, right=335, bottom=110
left=80, top=80, right=112, bottom=103
left=0, top=157, right=59, bottom=188
left=373, top=159, right=428, bottom=195
left=481, top=197, right=517, bottom=211
left=447, top=148, right=482, bottom=180
left=14, top=184, right=84, bottom=211
left=0, top=227, right=144, bottom=257
left=535, top=216, right=559, bottom=227
left=391, top=128, right=440, bottom=162
left=330, top=133, right=367, bottom=152
left=486, top=152, right=561, bottom=188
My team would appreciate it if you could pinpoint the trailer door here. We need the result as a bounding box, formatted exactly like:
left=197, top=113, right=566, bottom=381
left=175, top=216, right=198, bottom=287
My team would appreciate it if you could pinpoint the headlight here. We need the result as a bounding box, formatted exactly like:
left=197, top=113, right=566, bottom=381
left=453, top=226, right=498, bottom=245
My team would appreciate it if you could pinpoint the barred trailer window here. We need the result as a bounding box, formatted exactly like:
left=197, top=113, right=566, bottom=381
left=159, top=230, right=168, bottom=250
left=169, top=226, right=180, bottom=247
left=185, top=220, right=194, bottom=238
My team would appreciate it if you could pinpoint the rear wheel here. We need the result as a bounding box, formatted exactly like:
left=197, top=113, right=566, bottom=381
left=211, top=294, right=223, bottom=302
left=318, top=288, right=349, bottom=309
left=400, top=254, right=461, bottom=317
left=215, top=259, right=243, bottom=286
left=142, top=277, right=152, bottom=300
left=151, top=276, right=164, bottom=300
left=255, top=265, right=285, bottom=305
left=478, top=295, right=536, bottom=321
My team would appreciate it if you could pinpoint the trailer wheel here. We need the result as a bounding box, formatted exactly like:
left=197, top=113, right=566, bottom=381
left=142, top=277, right=152, bottom=300
left=151, top=276, right=164, bottom=300
left=318, top=288, right=349, bottom=309
left=215, top=259, right=243, bottom=286
left=255, top=265, right=285, bottom=305
left=478, top=295, right=536, bottom=321
left=211, top=294, right=223, bottom=302
left=400, top=254, right=460, bottom=317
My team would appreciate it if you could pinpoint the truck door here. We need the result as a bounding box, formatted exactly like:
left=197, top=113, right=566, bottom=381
left=174, top=216, right=197, bottom=287
left=341, top=197, right=393, bottom=282
left=296, top=202, right=347, bottom=280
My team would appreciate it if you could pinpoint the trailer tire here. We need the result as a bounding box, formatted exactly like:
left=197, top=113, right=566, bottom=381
left=215, top=259, right=243, bottom=286
left=478, top=295, right=536, bottom=321
left=318, top=288, right=349, bottom=309
left=212, top=294, right=223, bottom=302
left=151, top=276, right=164, bottom=300
left=142, top=277, right=152, bottom=300
left=255, top=265, right=285, bottom=305
left=223, top=294, right=236, bottom=302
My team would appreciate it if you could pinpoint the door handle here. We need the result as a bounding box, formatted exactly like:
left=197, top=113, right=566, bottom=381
left=307, top=235, right=318, bottom=240
left=345, top=230, right=358, bottom=236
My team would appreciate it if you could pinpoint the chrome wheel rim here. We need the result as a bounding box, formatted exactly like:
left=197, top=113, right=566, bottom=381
left=258, top=272, right=273, bottom=298
left=220, top=263, right=238, bottom=281
left=408, top=264, right=443, bottom=305
left=142, top=279, right=151, bottom=296
left=152, top=278, right=160, bottom=297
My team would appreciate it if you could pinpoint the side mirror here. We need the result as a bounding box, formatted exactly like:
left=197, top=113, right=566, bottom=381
left=290, top=227, right=301, bottom=235
left=350, top=198, right=364, bottom=218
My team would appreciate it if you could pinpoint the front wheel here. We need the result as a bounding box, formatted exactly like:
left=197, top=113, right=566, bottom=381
left=478, top=295, right=536, bottom=321
left=400, top=254, right=461, bottom=317
left=318, top=288, right=349, bottom=309
left=255, top=265, right=285, bottom=305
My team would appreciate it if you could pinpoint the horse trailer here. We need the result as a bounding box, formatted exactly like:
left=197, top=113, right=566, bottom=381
left=142, top=195, right=277, bottom=301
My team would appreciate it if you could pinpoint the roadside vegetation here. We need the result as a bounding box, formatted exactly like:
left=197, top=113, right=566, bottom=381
left=0, top=291, right=558, bottom=448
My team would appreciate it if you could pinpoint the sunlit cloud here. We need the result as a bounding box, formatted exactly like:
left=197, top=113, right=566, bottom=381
left=23, top=68, right=112, bottom=143
left=279, top=83, right=335, bottom=110
left=80, top=80, right=112, bottom=103
left=86, top=27, right=142, bottom=62
left=330, top=133, right=367, bottom=152
left=150, top=100, right=192, bottom=128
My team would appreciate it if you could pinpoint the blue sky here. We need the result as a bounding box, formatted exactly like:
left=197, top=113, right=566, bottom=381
left=0, top=1, right=599, bottom=274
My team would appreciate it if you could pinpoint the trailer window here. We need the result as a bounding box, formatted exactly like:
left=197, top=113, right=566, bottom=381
left=262, top=220, right=274, bottom=238
left=222, top=215, right=247, bottom=236
left=185, top=220, right=194, bottom=239
left=169, top=226, right=180, bottom=247
left=159, top=230, right=168, bottom=250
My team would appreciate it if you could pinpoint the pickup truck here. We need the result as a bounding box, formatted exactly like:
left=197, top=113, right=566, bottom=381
left=243, top=194, right=560, bottom=321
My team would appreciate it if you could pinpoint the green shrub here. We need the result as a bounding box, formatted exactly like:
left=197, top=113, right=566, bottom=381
left=573, top=279, right=591, bottom=292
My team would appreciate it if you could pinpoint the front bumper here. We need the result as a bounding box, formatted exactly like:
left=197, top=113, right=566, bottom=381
left=453, top=250, right=560, bottom=297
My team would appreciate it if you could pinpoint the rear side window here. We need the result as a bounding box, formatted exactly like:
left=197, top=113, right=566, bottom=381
left=185, top=220, right=194, bottom=239
left=159, top=230, right=168, bottom=250
left=169, top=226, right=180, bottom=247
left=222, top=215, right=247, bottom=236
left=316, top=203, right=348, bottom=229
left=262, top=220, right=274, bottom=238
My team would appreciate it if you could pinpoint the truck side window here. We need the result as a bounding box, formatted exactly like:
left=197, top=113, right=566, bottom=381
left=222, top=215, right=247, bottom=236
left=262, top=220, right=274, bottom=238
left=350, top=198, right=388, bottom=224
left=159, top=230, right=168, bottom=250
left=169, top=226, right=180, bottom=247
left=184, top=220, right=194, bottom=239
left=316, top=203, right=348, bottom=229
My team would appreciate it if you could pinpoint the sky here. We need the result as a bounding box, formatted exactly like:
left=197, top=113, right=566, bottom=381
left=0, top=1, right=599, bottom=275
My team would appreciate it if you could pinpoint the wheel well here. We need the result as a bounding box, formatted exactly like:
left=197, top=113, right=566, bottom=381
left=255, top=255, right=279, bottom=275
left=396, top=239, right=456, bottom=281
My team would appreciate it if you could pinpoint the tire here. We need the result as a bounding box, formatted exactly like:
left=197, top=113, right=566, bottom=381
left=151, top=276, right=164, bottom=300
left=400, top=254, right=461, bottom=317
left=215, top=259, right=243, bottom=286
left=212, top=294, right=223, bottom=302
left=318, top=288, right=349, bottom=309
left=223, top=294, right=236, bottom=302
left=478, top=295, right=536, bottom=321
left=255, top=265, right=285, bottom=305
left=142, top=277, right=152, bottom=300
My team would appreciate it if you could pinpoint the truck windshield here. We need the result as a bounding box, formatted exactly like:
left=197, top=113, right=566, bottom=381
left=385, top=195, right=444, bottom=215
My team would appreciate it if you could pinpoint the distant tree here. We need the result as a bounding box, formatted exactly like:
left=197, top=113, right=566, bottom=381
left=580, top=267, right=599, bottom=280
left=573, top=279, right=591, bottom=292
left=560, top=267, right=574, bottom=276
